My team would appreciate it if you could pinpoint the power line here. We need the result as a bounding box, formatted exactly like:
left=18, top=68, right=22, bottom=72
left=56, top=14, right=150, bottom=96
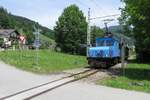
left=90, top=14, right=120, bottom=20
left=74, top=0, right=89, bottom=8
left=89, top=0, right=108, bottom=16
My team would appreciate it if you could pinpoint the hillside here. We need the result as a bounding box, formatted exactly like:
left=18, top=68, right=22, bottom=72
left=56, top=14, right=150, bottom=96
left=108, top=25, right=122, bottom=33
left=11, top=14, right=55, bottom=39
left=40, top=34, right=56, bottom=49
left=0, top=7, right=55, bottom=44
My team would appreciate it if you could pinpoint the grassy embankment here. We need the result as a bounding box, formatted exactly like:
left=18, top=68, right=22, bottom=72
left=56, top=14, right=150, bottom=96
left=98, top=62, right=150, bottom=93
left=0, top=50, right=87, bottom=73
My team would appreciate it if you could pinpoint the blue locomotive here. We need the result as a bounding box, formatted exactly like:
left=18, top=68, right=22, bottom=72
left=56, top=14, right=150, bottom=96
left=87, top=35, right=121, bottom=68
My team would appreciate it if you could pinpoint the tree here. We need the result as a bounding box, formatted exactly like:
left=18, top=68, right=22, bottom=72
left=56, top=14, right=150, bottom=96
left=90, top=26, right=103, bottom=45
left=121, top=0, right=150, bottom=62
left=0, top=8, right=12, bottom=29
left=54, top=5, right=87, bottom=55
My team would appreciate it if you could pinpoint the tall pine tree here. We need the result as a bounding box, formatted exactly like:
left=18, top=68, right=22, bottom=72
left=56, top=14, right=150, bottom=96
left=0, top=8, right=12, bottom=28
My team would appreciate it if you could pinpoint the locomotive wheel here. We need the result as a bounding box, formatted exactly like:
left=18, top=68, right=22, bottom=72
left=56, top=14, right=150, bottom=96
left=88, top=60, right=96, bottom=68
left=114, top=58, right=119, bottom=65
left=100, top=63, right=106, bottom=68
left=88, top=59, right=112, bottom=69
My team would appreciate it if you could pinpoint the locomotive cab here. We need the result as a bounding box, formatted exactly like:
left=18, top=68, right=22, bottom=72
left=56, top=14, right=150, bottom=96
left=87, top=37, right=121, bottom=68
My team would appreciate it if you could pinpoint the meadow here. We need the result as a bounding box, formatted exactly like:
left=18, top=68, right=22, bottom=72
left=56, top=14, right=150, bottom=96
left=0, top=50, right=87, bottom=73
left=98, top=63, right=150, bottom=93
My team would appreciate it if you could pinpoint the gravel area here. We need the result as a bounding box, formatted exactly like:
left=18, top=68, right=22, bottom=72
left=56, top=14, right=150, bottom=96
left=63, top=64, right=123, bottom=83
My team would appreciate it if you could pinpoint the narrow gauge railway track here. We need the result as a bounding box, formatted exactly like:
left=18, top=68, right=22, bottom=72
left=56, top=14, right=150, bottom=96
left=1, top=69, right=99, bottom=100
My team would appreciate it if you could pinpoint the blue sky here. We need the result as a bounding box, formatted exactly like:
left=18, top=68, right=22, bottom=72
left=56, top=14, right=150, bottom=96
left=0, top=0, right=122, bottom=29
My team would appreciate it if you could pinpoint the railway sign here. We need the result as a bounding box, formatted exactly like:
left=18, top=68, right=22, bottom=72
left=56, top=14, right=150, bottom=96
left=33, top=28, right=41, bottom=48
left=19, top=35, right=26, bottom=50
left=19, top=35, right=26, bottom=43
left=33, top=40, right=41, bottom=48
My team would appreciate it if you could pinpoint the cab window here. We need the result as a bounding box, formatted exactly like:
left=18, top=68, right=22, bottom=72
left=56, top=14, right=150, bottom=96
left=96, top=40, right=114, bottom=46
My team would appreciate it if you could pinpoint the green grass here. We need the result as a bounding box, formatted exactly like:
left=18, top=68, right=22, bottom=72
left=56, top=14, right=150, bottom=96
left=40, top=34, right=56, bottom=48
left=97, top=63, right=150, bottom=93
left=0, top=50, right=87, bottom=74
left=40, top=34, right=55, bottom=43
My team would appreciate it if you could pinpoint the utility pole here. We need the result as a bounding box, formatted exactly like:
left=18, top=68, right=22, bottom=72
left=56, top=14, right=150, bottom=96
left=121, top=34, right=125, bottom=76
left=87, top=8, right=91, bottom=57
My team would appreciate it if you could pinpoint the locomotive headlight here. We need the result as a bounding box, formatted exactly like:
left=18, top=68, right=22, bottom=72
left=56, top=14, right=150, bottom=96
left=106, top=53, right=108, bottom=57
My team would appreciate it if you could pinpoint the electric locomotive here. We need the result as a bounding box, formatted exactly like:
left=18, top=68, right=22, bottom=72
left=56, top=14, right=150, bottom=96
left=87, top=33, right=121, bottom=68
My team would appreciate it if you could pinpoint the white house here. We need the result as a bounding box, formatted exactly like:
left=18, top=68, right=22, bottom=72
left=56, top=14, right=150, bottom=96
left=0, top=29, right=20, bottom=48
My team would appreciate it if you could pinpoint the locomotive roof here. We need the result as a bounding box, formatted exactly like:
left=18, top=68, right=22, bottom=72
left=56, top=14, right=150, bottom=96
left=96, top=37, right=118, bottom=41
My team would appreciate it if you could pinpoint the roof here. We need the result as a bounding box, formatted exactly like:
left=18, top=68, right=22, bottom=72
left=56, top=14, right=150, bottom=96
left=96, top=37, right=117, bottom=41
left=0, top=29, right=20, bottom=37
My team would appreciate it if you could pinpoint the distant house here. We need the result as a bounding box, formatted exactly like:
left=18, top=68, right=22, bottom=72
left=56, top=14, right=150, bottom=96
left=0, top=29, right=20, bottom=48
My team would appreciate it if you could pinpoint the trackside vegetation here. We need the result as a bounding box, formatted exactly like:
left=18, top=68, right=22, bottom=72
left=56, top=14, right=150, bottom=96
left=54, top=5, right=87, bottom=55
left=0, top=50, right=87, bottom=73
left=98, top=63, right=150, bottom=93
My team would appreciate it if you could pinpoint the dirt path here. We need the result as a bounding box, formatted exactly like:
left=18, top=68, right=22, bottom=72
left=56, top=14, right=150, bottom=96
left=0, top=61, right=150, bottom=100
